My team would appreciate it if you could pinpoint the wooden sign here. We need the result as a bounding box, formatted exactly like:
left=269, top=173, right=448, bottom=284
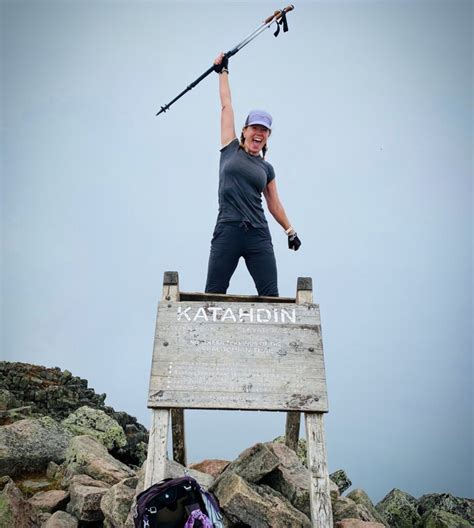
left=148, top=300, right=328, bottom=412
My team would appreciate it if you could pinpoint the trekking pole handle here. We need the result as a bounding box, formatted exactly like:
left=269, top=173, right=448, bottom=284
left=264, top=4, right=294, bottom=24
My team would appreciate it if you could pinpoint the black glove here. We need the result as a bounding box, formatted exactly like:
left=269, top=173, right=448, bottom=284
left=288, top=233, right=301, bottom=251
left=213, top=55, right=229, bottom=74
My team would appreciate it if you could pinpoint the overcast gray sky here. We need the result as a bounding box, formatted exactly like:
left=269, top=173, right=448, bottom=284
left=2, top=0, right=472, bottom=503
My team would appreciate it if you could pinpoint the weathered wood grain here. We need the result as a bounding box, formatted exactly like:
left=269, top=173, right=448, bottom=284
left=179, top=291, right=296, bottom=303
left=148, top=301, right=328, bottom=412
left=285, top=411, right=301, bottom=451
left=171, top=409, right=186, bottom=466
left=286, top=278, right=314, bottom=451
left=160, top=272, right=186, bottom=467
left=305, top=412, right=333, bottom=527
left=144, top=409, right=170, bottom=488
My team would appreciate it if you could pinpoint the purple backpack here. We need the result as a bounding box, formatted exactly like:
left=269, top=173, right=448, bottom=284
left=133, top=476, right=223, bottom=528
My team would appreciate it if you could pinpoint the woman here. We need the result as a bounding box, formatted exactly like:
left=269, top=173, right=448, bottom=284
left=205, top=53, right=301, bottom=297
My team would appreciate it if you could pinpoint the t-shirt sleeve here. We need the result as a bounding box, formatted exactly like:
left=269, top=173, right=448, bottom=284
left=220, top=137, right=239, bottom=153
left=265, top=162, right=276, bottom=184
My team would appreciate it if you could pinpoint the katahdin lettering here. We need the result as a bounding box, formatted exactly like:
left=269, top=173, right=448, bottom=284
left=175, top=306, right=296, bottom=324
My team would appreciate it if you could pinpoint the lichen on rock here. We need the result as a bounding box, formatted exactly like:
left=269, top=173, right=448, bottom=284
left=61, top=406, right=127, bottom=450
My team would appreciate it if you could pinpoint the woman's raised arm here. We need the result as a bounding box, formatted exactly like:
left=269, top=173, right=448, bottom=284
left=214, top=53, right=236, bottom=147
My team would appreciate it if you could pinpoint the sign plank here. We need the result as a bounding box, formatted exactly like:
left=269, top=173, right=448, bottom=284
left=148, top=301, right=328, bottom=412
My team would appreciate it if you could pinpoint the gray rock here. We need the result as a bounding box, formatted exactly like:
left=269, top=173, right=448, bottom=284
left=0, top=476, right=40, bottom=527
left=417, top=508, right=472, bottom=527
left=46, top=461, right=60, bottom=480
left=69, top=473, right=111, bottom=489
left=213, top=471, right=311, bottom=527
left=100, top=477, right=138, bottom=527
left=261, top=441, right=311, bottom=516
left=27, top=489, right=69, bottom=513
left=0, top=388, right=20, bottom=410
left=330, top=469, right=352, bottom=494
left=347, top=489, right=388, bottom=526
left=166, top=458, right=214, bottom=489
left=67, top=478, right=109, bottom=522
left=333, top=496, right=380, bottom=524
left=16, top=475, right=56, bottom=496
left=63, top=435, right=135, bottom=485
left=376, top=489, right=421, bottom=528
left=273, top=435, right=308, bottom=466
left=62, top=406, right=127, bottom=450
left=0, top=416, right=72, bottom=476
left=417, top=493, right=473, bottom=523
left=43, top=510, right=79, bottom=527
left=212, top=443, right=280, bottom=489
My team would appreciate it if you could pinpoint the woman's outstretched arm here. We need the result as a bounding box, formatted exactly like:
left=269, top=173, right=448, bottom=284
left=214, top=53, right=236, bottom=147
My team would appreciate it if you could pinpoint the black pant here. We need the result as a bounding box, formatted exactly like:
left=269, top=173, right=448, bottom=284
left=205, top=221, right=279, bottom=297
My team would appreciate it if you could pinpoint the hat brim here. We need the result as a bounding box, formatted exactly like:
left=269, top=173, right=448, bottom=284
left=245, top=120, right=271, bottom=130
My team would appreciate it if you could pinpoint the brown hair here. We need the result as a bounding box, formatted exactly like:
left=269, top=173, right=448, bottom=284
left=239, top=129, right=268, bottom=159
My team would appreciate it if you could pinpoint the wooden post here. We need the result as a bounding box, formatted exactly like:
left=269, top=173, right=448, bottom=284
left=161, top=272, right=187, bottom=466
left=305, top=412, right=333, bottom=527
left=285, top=277, right=314, bottom=452
left=144, top=408, right=170, bottom=488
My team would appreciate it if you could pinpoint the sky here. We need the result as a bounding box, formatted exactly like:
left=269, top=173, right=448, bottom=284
left=1, top=0, right=472, bottom=505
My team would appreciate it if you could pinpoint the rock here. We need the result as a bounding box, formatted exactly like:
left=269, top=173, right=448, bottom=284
left=212, top=443, right=280, bottom=488
left=0, top=416, right=72, bottom=476
left=0, top=362, right=148, bottom=467
left=189, top=459, right=230, bottom=479
left=418, top=508, right=472, bottom=527
left=333, top=496, right=379, bottom=524
left=417, top=493, right=473, bottom=523
left=17, top=475, right=56, bottom=496
left=330, top=469, right=352, bottom=494
left=273, top=435, right=308, bottom=466
left=27, top=489, right=69, bottom=513
left=376, top=489, right=421, bottom=528
left=43, top=510, right=79, bottom=527
left=47, top=461, right=60, bottom=480
left=336, top=521, right=386, bottom=528
left=63, top=435, right=135, bottom=485
left=166, top=459, right=214, bottom=489
left=70, top=473, right=111, bottom=487
left=100, top=477, right=138, bottom=527
left=0, top=476, right=40, bottom=527
left=67, top=477, right=109, bottom=522
left=62, top=406, right=127, bottom=450
left=347, top=489, right=387, bottom=525
left=261, top=442, right=311, bottom=516
left=213, top=471, right=311, bottom=527
left=0, top=388, right=20, bottom=410
left=108, top=411, right=149, bottom=467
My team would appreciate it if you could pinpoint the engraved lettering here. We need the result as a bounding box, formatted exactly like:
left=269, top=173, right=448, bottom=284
left=257, top=308, right=271, bottom=323
left=193, top=307, right=208, bottom=321
left=239, top=308, right=254, bottom=322
left=207, top=306, right=222, bottom=321
left=177, top=307, right=191, bottom=321
left=281, top=308, right=296, bottom=323
left=221, top=308, right=237, bottom=322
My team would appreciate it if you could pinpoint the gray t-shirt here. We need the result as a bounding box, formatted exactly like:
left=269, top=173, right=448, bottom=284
left=216, top=138, right=275, bottom=228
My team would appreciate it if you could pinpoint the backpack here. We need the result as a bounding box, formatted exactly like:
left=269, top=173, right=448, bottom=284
left=133, top=476, right=224, bottom=528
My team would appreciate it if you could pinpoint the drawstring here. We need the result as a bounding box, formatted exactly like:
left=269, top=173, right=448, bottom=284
left=239, top=221, right=250, bottom=232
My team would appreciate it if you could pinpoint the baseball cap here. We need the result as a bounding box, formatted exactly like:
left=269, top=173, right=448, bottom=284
left=244, top=110, right=272, bottom=130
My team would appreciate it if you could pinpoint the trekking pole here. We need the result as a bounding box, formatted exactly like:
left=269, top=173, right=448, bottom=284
left=155, top=5, right=295, bottom=116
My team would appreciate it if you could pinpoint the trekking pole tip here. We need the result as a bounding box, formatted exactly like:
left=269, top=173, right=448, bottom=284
left=156, top=104, right=170, bottom=117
